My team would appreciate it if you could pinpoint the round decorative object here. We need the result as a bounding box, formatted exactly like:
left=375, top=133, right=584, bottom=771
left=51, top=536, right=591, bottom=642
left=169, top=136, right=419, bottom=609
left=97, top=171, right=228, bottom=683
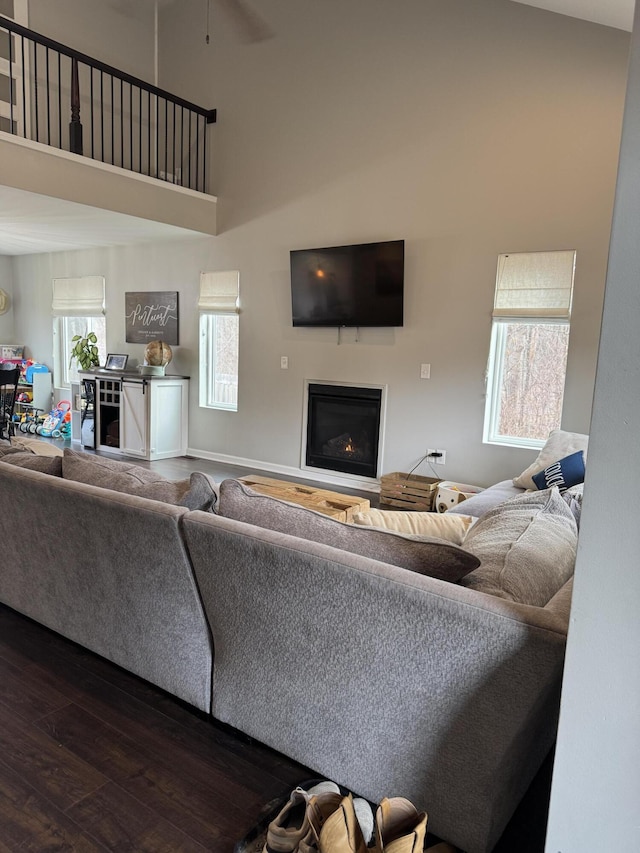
left=0, top=289, right=10, bottom=315
left=144, top=339, right=173, bottom=367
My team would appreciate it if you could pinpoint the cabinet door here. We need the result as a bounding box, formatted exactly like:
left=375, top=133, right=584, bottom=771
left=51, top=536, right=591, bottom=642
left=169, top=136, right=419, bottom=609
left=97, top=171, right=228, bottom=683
left=121, top=381, right=149, bottom=458
left=148, top=380, right=188, bottom=459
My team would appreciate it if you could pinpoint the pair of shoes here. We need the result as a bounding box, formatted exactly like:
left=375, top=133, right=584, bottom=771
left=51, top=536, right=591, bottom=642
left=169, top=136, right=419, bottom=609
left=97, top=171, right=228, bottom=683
left=263, top=781, right=373, bottom=853
left=302, top=791, right=369, bottom=853
left=374, top=797, right=428, bottom=853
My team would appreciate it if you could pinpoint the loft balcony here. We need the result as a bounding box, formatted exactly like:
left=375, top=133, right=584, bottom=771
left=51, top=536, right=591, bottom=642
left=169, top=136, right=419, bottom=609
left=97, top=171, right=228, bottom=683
left=0, top=14, right=217, bottom=253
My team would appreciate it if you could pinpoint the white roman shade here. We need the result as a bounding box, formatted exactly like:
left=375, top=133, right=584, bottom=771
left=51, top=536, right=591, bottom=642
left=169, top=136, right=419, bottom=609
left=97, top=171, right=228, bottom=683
left=198, top=271, right=240, bottom=314
left=52, top=276, right=105, bottom=316
left=493, top=250, right=575, bottom=320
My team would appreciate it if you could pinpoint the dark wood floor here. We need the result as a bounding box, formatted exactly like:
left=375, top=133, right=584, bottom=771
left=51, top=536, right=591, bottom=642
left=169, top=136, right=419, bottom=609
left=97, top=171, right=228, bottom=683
left=122, top=455, right=383, bottom=508
left=39, top=437, right=383, bottom=507
left=0, top=603, right=552, bottom=852
left=2, top=441, right=552, bottom=851
left=0, top=602, right=310, bottom=851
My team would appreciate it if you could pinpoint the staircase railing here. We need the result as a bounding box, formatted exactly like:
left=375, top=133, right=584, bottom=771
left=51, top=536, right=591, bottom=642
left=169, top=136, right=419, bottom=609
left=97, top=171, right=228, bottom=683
left=0, top=15, right=217, bottom=194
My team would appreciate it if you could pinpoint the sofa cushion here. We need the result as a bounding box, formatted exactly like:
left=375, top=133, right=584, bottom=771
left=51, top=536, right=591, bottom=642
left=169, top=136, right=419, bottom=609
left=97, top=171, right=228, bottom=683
left=0, top=450, right=62, bottom=475
left=176, top=471, right=219, bottom=512
left=10, top=436, right=64, bottom=457
left=561, top=482, right=584, bottom=528
left=62, top=448, right=166, bottom=486
left=513, top=429, right=589, bottom=490
left=114, top=472, right=217, bottom=509
left=460, top=487, right=577, bottom=606
left=0, top=443, right=23, bottom=458
left=218, top=478, right=479, bottom=582
left=446, top=479, right=524, bottom=518
left=61, top=449, right=218, bottom=511
left=352, top=507, right=474, bottom=545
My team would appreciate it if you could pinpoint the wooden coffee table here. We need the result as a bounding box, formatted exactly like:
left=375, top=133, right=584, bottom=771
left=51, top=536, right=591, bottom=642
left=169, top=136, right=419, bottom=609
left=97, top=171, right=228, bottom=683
left=238, top=474, right=370, bottom=522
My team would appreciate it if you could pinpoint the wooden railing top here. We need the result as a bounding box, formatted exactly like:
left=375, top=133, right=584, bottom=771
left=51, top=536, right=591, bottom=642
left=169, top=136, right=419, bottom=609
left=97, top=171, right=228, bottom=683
left=0, top=14, right=216, bottom=123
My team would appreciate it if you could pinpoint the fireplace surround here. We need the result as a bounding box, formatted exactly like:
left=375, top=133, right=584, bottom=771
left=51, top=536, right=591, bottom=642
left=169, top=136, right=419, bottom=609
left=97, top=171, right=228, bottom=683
left=303, top=381, right=385, bottom=479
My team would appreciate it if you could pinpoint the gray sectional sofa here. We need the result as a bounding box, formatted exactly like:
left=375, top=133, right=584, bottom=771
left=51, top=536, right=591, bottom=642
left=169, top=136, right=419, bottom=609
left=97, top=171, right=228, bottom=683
left=0, top=445, right=578, bottom=853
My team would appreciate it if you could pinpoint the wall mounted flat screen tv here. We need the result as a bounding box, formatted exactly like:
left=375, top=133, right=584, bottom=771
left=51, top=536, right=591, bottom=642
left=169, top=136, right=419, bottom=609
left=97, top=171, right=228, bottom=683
left=290, top=239, right=404, bottom=327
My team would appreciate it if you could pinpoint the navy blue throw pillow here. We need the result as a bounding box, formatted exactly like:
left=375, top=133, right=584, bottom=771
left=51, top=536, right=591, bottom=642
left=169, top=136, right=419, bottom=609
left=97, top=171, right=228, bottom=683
left=532, top=450, right=585, bottom=493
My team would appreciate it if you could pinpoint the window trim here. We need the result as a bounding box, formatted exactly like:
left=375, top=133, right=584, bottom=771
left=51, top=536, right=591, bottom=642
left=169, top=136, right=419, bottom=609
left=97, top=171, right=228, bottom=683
left=53, top=315, right=106, bottom=389
left=199, top=311, right=239, bottom=412
left=483, top=317, right=570, bottom=450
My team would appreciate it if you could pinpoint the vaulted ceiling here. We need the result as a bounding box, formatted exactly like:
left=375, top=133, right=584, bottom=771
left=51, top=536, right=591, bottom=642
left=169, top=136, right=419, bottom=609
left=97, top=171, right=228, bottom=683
left=0, top=0, right=634, bottom=256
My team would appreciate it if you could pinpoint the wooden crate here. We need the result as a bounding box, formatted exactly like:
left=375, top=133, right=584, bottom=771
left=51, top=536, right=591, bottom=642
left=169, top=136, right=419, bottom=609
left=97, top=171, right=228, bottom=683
left=379, top=472, right=441, bottom=512
left=238, top=475, right=370, bottom=522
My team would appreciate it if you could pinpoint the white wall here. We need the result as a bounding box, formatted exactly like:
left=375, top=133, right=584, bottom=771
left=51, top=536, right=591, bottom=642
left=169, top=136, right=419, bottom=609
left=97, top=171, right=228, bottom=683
left=545, top=2, right=640, bottom=849
left=0, top=256, right=14, bottom=343
left=9, top=0, right=630, bottom=487
left=28, top=0, right=156, bottom=82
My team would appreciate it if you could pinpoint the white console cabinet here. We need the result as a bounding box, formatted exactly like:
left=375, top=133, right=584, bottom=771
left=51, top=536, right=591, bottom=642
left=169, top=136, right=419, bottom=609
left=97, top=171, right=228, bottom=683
left=72, top=372, right=189, bottom=461
left=121, top=377, right=188, bottom=459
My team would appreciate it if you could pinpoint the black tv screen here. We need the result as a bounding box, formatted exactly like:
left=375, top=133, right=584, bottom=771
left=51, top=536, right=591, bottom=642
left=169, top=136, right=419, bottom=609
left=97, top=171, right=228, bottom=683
left=290, top=239, right=404, bottom=327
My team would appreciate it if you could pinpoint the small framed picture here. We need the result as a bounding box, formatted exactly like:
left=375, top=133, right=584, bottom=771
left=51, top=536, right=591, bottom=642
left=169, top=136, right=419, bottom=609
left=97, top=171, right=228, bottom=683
left=105, top=353, right=128, bottom=371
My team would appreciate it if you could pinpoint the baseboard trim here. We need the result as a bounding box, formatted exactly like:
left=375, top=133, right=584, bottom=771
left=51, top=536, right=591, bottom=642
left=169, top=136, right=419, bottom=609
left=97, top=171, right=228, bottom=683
left=186, top=447, right=381, bottom=493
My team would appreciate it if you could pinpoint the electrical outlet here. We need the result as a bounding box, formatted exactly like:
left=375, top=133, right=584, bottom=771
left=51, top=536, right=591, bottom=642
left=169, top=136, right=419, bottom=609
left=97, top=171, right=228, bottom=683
left=280, top=356, right=289, bottom=369
left=426, top=448, right=447, bottom=465
left=420, top=363, right=431, bottom=379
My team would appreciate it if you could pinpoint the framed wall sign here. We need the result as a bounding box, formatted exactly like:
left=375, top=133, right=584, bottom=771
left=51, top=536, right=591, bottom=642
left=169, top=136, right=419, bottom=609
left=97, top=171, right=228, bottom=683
left=125, top=291, right=179, bottom=345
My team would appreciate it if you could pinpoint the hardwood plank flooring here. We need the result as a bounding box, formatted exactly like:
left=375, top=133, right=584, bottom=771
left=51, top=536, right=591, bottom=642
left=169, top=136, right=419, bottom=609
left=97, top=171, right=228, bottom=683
left=0, top=604, right=309, bottom=852
left=37, top=437, right=383, bottom=507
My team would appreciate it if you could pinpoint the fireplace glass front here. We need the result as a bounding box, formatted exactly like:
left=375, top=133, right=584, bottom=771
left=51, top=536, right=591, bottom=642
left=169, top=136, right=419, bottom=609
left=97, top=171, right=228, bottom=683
left=305, top=383, right=382, bottom=478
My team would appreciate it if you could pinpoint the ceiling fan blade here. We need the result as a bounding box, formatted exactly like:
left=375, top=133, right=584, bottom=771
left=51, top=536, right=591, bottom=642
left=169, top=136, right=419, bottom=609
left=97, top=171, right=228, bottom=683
left=215, top=0, right=274, bottom=43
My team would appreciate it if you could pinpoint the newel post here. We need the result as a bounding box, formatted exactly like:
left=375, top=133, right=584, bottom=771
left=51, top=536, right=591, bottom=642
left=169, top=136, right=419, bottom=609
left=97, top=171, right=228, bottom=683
left=69, top=57, right=83, bottom=155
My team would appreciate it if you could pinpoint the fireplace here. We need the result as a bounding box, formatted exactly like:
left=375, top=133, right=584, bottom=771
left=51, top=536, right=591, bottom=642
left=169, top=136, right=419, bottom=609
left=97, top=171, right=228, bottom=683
left=304, top=382, right=383, bottom=479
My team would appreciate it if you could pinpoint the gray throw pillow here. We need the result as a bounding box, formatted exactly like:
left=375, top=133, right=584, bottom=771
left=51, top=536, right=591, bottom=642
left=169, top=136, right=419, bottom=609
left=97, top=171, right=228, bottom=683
left=62, top=448, right=168, bottom=488
left=460, top=487, right=577, bottom=606
left=61, top=448, right=217, bottom=511
left=218, top=478, right=479, bottom=582
left=0, top=444, right=25, bottom=459
left=0, top=451, right=62, bottom=475
left=129, top=473, right=217, bottom=510
left=179, top=471, right=219, bottom=512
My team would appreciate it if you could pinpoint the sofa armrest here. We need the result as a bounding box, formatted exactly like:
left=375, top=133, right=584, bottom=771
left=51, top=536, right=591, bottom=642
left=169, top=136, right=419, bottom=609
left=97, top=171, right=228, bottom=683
left=0, top=464, right=213, bottom=712
left=183, top=511, right=567, bottom=853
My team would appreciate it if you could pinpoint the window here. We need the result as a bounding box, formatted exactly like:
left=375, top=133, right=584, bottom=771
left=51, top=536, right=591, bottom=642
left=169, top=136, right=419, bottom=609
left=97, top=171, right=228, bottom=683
left=54, top=315, right=107, bottom=387
left=52, top=277, right=106, bottom=388
left=198, top=271, right=239, bottom=411
left=484, top=250, right=575, bottom=449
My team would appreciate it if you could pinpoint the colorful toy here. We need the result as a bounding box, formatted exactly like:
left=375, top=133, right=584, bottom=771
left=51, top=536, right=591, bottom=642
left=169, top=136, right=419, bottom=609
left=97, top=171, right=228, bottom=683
left=17, top=409, right=46, bottom=433
left=38, top=400, right=71, bottom=437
